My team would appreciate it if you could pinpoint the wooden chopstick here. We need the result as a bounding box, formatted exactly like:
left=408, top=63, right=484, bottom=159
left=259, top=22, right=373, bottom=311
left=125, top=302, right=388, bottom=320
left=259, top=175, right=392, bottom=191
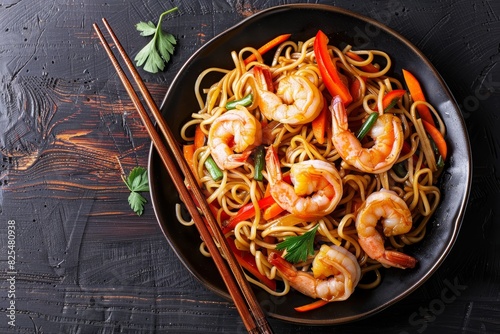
left=93, top=19, right=273, bottom=334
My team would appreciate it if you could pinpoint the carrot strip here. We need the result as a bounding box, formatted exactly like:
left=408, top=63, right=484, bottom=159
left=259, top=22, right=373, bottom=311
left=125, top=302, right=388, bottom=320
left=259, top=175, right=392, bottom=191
left=312, top=99, right=328, bottom=144
left=402, top=69, right=436, bottom=127
left=244, top=33, right=292, bottom=65
left=294, top=299, right=329, bottom=312
left=422, top=119, right=447, bottom=160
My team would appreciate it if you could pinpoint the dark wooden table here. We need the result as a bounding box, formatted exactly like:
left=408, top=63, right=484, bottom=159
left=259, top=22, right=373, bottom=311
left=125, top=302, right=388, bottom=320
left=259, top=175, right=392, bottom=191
left=0, top=1, right=498, bottom=333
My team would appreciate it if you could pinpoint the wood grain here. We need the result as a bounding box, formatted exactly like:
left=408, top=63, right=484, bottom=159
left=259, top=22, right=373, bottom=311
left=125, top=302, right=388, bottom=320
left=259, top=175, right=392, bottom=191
left=0, top=0, right=499, bottom=333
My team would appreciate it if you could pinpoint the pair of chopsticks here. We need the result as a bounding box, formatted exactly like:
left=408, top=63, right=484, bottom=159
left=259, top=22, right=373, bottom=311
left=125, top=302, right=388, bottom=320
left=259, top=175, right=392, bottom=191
left=92, top=19, right=273, bottom=334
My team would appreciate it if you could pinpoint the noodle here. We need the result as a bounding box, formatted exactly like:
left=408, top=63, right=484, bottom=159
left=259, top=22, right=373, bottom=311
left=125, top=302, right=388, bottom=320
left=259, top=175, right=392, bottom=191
left=176, top=32, right=446, bottom=302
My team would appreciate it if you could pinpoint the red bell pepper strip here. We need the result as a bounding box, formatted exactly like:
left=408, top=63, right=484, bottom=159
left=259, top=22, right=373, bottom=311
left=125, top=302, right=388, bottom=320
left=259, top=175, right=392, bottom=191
left=311, top=98, right=328, bottom=144
left=349, top=78, right=363, bottom=102
left=244, top=33, right=292, bottom=65
left=401, top=141, right=412, bottom=156
left=422, top=119, right=447, bottom=160
left=226, top=237, right=276, bottom=291
left=294, top=299, right=329, bottom=312
left=345, top=51, right=379, bottom=73
left=402, top=69, right=436, bottom=127
left=379, top=89, right=406, bottom=112
left=314, top=30, right=352, bottom=105
left=222, top=195, right=276, bottom=234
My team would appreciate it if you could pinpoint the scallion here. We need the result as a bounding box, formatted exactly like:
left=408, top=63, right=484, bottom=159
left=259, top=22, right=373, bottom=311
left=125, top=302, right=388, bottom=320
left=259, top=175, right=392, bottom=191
left=356, top=112, right=379, bottom=140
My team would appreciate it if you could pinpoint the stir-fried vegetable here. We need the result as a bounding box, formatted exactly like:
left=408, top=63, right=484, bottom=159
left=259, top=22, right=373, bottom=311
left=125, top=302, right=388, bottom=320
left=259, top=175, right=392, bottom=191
left=381, top=89, right=406, bottom=112
left=403, top=69, right=436, bottom=127
left=422, top=119, right=447, bottom=160
left=294, top=299, right=329, bottom=312
left=253, top=145, right=265, bottom=181
left=356, top=112, right=379, bottom=140
left=244, top=33, right=292, bottom=65
left=227, top=237, right=276, bottom=291
left=345, top=51, right=380, bottom=73
left=314, top=30, right=352, bottom=105
left=222, top=195, right=277, bottom=234
left=225, top=94, right=253, bottom=110
left=205, top=155, right=223, bottom=181
left=312, top=99, right=328, bottom=144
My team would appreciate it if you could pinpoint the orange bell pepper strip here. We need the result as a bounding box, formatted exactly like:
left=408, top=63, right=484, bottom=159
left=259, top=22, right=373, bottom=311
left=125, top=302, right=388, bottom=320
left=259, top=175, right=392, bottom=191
left=183, top=144, right=196, bottom=172
left=314, top=30, right=352, bottom=105
left=194, top=124, right=206, bottom=150
left=263, top=202, right=285, bottom=221
left=244, top=33, right=292, bottom=65
left=311, top=98, right=328, bottom=144
left=422, top=119, right=447, bottom=160
left=183, top=125, right=206, bottom=172
left=402, top=69, right=436, bottom=127
left=294, top=299, right=329, bottom=312
left=226, top=237, right=276, bottom=291
left=222, top=195, right=276, bottom=234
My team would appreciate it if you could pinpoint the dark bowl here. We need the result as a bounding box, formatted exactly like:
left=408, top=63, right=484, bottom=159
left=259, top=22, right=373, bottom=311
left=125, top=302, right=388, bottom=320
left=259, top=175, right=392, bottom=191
left=148, top=4, right=472, bottom=325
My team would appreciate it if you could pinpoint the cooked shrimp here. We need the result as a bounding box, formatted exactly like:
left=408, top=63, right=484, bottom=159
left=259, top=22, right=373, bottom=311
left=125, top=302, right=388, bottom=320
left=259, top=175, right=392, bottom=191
left=356, top=188, right=416, bottom=269
left=268, top=244, right=361, bottom=302
left=330, top=95, right=403, bottom=173
left=265, top=146, right=342, bottom=220
left=257, top=75, right=324, bottom=125
left=208, top=107, right=262, bottom=170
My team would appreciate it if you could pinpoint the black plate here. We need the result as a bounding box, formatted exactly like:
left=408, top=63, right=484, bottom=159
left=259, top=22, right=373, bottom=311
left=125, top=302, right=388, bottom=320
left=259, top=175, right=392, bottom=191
left=148, top=4, right=472, bottom=325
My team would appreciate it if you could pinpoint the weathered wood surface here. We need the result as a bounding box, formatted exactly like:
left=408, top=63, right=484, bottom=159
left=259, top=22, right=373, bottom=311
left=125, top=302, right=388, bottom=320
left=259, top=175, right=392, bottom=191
left=0, top=0, right=498, bottom=333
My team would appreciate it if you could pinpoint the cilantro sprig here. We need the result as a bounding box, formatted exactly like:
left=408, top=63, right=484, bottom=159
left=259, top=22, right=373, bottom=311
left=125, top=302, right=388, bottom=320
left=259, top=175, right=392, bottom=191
left=122, top=166, right=149, bottom=216
left=135, top=7, right=178, bottom=73
left=275, top=225, right=319, bottom=264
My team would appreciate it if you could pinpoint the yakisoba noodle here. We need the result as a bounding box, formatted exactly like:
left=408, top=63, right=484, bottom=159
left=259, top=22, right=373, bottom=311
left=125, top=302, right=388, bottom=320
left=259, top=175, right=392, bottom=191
left=176, top=31, right=446, bottom=305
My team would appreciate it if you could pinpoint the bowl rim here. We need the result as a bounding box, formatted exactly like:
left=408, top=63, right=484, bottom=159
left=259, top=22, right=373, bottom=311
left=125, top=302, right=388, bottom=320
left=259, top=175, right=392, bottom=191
left=149, top=3, right=473, bottom=325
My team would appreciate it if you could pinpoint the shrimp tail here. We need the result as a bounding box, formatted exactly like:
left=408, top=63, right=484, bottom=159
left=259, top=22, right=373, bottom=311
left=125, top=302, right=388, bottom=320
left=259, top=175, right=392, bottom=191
left=268, top=252, right=297, bottom=277
left=383, top=250, right=417, bottom=269
left=228, top=150, right=252, bottom=167
left=265, top=146, right=282, bottom=183
left=330, top=95, right=349, bottom=131
left=359, top=236, right=416, bottom=269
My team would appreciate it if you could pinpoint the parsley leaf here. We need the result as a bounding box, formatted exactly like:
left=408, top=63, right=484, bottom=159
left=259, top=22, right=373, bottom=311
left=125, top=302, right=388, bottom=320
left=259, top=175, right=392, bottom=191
left=122, top=166, right=149, bottom=216
left=134, top=7, right=178, bottom=73
left=275, top=225, right=319, bottom=264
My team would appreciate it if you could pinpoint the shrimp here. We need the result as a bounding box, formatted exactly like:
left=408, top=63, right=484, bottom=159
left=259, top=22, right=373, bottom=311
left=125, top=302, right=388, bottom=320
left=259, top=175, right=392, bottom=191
left=208, top=107, right=262, bottom=170
left=268, top=244, right=361, bottom=302
left=355, top=188, right=417, bottom=269
left=330, top=95, right=403, bottom=173
left=257, top=74, right=324, bottom=125
left=265, top=146, right=342, bottom=220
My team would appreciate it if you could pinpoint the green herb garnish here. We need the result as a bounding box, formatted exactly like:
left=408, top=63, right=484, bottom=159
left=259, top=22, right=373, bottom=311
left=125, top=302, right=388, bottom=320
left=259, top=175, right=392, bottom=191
left=275, top=225, right=319, bottom=263
left=134, top=7, right=178, bottom=73
left=122, top=166, right=149, bottom=215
